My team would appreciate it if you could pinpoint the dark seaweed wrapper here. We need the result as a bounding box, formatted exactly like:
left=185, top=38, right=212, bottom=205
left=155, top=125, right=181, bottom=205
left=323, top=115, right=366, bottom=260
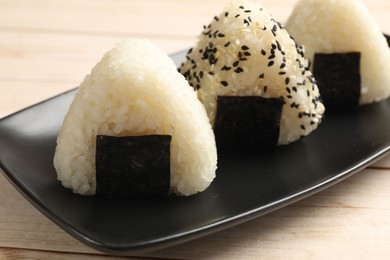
left=95, top=135, right=171, bottom=198
left=313, top=52, right=361, bottom=111
left=214, top=96, right=284, bottom=149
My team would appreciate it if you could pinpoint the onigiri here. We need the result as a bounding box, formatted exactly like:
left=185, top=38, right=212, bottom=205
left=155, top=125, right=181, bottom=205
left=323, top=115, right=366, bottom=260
left=179, top=0, right=325, bottom=146
left=54, top=39, right=217, bottom=197
left=286, top=0, right=390, bottom=107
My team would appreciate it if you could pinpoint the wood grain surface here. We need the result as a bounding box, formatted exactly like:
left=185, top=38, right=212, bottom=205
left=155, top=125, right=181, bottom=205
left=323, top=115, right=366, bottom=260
left=1, top=0, right=390, bottom=259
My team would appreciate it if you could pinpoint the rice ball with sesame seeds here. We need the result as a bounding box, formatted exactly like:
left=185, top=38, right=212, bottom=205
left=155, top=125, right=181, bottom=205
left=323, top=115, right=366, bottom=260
left=286, top=0, right=390, bottom=106
left=179, top=0, right=325, bottom=146
left=54, top=39, right=217, bottom=197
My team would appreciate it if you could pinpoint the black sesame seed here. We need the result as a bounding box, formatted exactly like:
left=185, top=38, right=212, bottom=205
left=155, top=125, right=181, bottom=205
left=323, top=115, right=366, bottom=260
left=224, top=42, right=231, bottom=47
left=244, top=51, right=251, bottom=56
left=292, top=87, right=297, bottom=92
left=286, top=87, right=291, bottom=93
left=301, top=125, right=306, bottom=130
left=221, top=65, right=231, bottom=71
left=221, top=81, right=228, bottom=87
left=268, top=54, right=275, bottom=60
left=244, top=19, right=249, bottom=26
left=203, top=30, right=211, bottom=35
left=214, top=16, right=219, bottom=21
left=208, top=71, right=214, bottom=76
left=241, top=45, right=249, bottom=50
left=298, top=112, right=303, bottom=118
left=225, top=12, right=229, bottom=17
left=280, top=63, right=286, bottom=69
left=233, top=61, right=239, bottom=67
left=235, top=14, right=240, bottom=18
left=218, top=33, right=225, bottom=38
left=276, top=40, right=282, bottom=51
left=264, top=86, right=268, bottom=93
left=285, top=77, right=290, bottom=85
left=259, top=73, right=264, bottom=79
left=248, top=16, right=252, bottom=22
left=261, top=49, right=266, bottom=56
left=199, top=71, right=204, bottom=78
left=234, top=67, right=244, bottom=73
left=268, top=61, right=274, bottom=67
left=279, top=71, right=286, bottom=75
left=239, top=5, right=244, bottom=9
left=239, top=57, right=247, bottom=61
left=244, top=10, right=251, bottom=13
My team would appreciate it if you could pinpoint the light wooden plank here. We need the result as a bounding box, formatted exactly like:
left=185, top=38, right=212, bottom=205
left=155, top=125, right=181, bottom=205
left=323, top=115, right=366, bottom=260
left=0, top=248, right=143, bottom=260
left=1, top=0, right=389, bottom=36
left=0, top=0, right=297, bottom=38
left=0, top=31, right=193, bottom=84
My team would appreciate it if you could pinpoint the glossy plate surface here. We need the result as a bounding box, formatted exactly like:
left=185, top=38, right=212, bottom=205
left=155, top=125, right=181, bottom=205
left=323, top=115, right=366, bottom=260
left=0, top=51, right=390, bottom=255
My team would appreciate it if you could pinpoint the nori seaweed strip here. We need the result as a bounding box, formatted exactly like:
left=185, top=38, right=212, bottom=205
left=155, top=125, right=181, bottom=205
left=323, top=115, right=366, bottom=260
left=96, top=135, right=171, bottom=198
left=384, top=34, right=390, bottom=47
left=214, top=96, right=284, bottom=148
left=313, top=52, right=361, bottom=111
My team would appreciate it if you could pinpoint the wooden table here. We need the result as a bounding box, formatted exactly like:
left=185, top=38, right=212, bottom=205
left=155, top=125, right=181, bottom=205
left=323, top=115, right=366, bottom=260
left=1, top=0, right=389, bottom=259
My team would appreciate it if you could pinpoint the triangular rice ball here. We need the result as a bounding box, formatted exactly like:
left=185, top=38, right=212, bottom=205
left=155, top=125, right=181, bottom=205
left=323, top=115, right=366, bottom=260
left=286, top=0, right=390, bottom=105
left=179, top=0, right=325, bottom=145
left=54, top=39, right=217, bottom=196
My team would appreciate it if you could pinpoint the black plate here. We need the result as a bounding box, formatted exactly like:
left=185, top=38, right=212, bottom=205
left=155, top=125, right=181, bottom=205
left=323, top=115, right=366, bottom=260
left=1, top=51, right=390, bottom=255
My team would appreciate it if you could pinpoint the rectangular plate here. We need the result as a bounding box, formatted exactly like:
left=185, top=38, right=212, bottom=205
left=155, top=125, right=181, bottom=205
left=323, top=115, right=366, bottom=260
left=0, top=50, right=390, bottom=255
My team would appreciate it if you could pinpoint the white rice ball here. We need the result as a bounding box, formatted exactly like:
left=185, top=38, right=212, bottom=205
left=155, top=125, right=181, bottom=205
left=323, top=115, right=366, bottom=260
left=286, top=0, right=390, bottom=104
left=53, top=39, right=217, bottom=196
left=179, top=0, right=325, bottom=145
